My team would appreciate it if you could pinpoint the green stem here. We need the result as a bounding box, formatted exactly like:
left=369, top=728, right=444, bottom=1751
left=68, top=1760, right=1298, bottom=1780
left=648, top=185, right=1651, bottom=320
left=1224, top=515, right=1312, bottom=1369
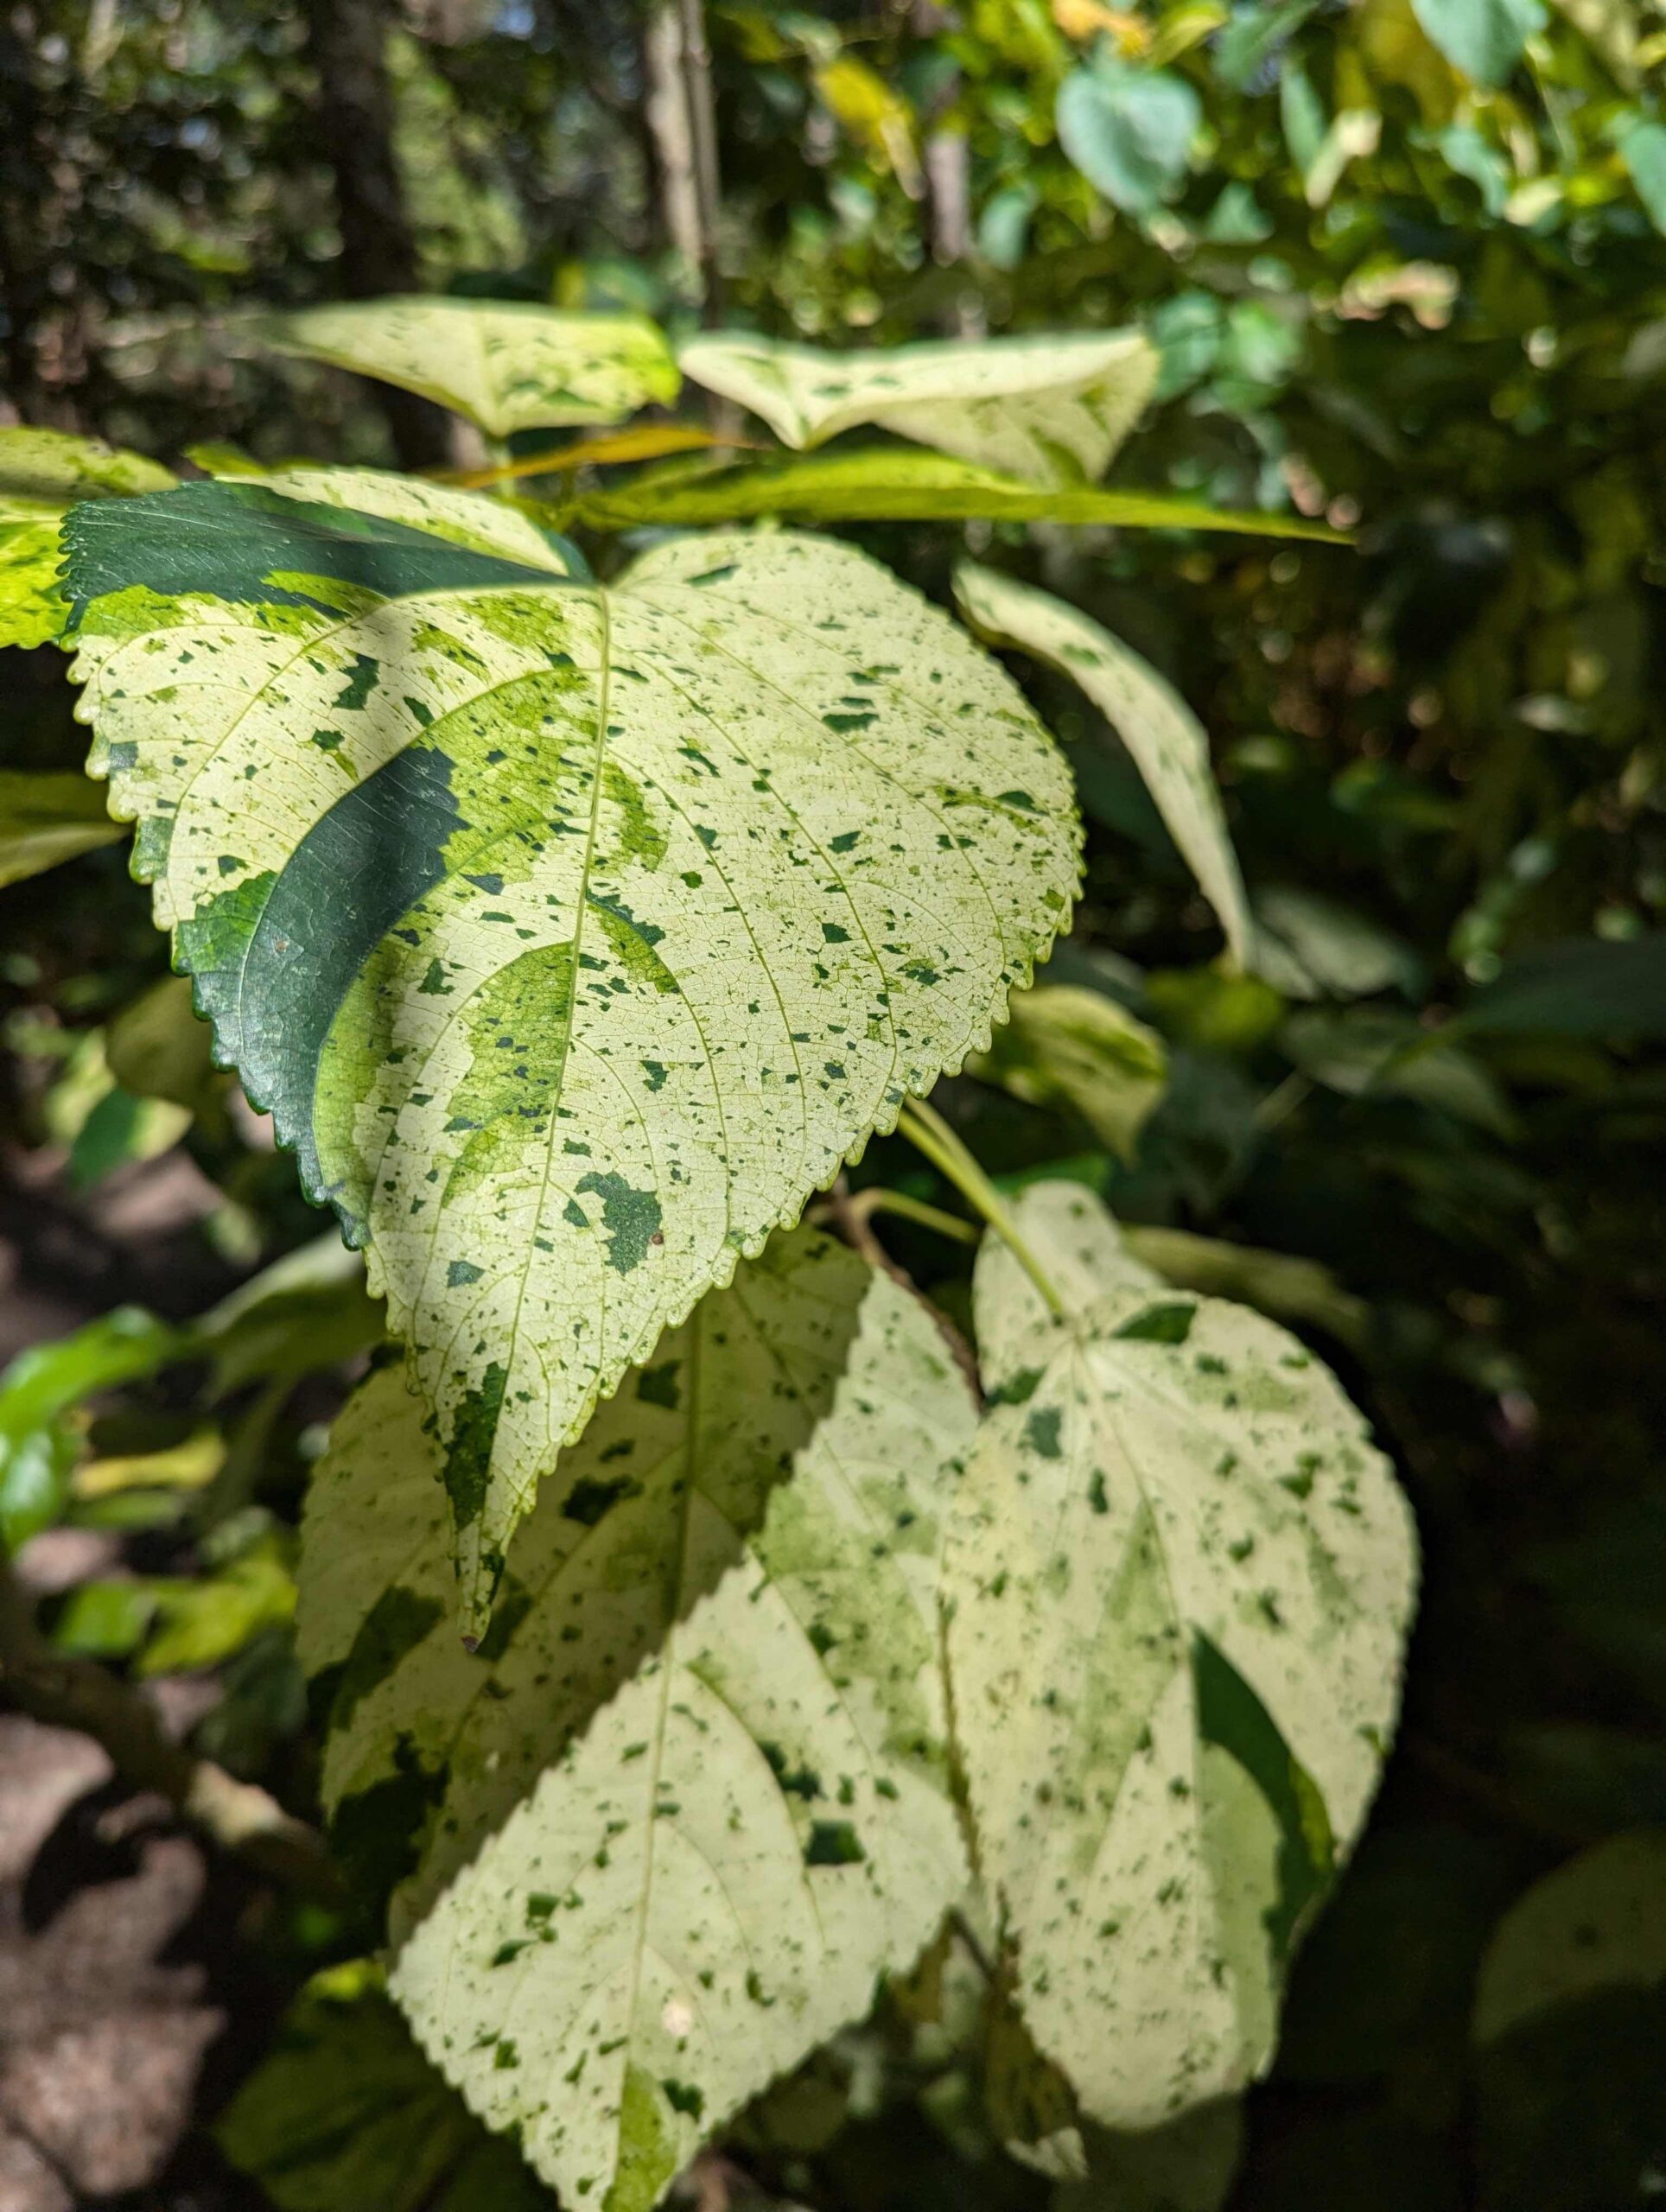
left=849, top=1187, right=979, bottom=1245
left=895, top=1098, right=1065, bottom=1318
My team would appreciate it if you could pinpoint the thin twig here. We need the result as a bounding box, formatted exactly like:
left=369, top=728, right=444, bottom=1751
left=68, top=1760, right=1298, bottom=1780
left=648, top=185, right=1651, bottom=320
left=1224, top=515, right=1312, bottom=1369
left=823, top=1177, right=981, bottom=1402
left=0, top=1560, right=341, bottom=1899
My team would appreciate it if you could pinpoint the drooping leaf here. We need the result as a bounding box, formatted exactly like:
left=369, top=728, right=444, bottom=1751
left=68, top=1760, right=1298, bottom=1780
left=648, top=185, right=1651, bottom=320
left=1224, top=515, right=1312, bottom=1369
left=251, top=297, right=681, bottom=437
left=352, top=1230, right=977, bottom=2209
left=0, top=769, right=127, bottom=887
left=944, top=1182, right=1416, bottom=2126
left=0, top=426, right=175, bottom=650
left=677, top=329, right=1158, bottom=486
left=0, top=1307, right=177, bottom=1552
left=969, top=982, right=1167, bottom=1161
left=1056, top=59, right=1201, bottom=213
left=65, top=477, right=1076, bottom=1631
left=954, top=563, right=1254, bottom=969
left=218, top=1961, right=554, bottom=2212
left=1408, top=0, right=1544, bottom=84
left=574, top=445, right=1344, bottom=540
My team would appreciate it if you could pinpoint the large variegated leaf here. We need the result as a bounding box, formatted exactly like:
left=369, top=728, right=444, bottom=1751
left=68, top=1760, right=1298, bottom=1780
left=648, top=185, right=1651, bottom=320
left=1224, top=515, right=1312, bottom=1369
left=65, top=478, right=1075, bottom=1629
left=678, top=329, right=1157, bottom=486
left=0, top=427, right=175, bottom=649
left=955, top=563, right=1254, bottom=969
left=574, top=446, right=1345, bottom=541
left=944, top=1182, right=1415, bottom=2128
left=334, top=1230, right=976, bottom=2209
left=251, top=297, right=681, bottom=437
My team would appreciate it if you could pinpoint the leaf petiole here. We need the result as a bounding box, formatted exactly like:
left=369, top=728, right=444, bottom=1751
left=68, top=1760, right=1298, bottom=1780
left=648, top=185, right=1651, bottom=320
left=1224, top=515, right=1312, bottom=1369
left=895, top=1096, right=1065, bottom=1318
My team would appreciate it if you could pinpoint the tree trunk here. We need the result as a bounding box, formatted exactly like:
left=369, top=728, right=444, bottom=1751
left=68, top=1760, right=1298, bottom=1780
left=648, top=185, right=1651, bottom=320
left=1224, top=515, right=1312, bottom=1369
left=303, top=0, right=453, bottom=468
left=643, top=0, right=722, bottom=319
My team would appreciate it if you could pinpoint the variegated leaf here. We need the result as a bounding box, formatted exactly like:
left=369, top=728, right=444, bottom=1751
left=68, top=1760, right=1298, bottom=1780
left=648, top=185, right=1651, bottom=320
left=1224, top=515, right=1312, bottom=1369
left=66, top=478, right=1076, bottom=1629
left=327, top=1230, right=976, bottom=2209
left=678, top=329, right=1157, bottom=486
left=955, top=562, right=1254, bottom=970
left=945, top=1182, right=1415, bottom=2127
left=0, top=426, right=175, bottom=650
left=251, top=296, right=681, bottom=437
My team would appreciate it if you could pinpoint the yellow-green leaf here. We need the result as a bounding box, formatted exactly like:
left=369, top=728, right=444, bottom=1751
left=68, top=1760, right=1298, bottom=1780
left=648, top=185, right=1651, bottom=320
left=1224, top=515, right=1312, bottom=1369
left=251, top=297, right=681, bottom=438
left=0, top=426, right=175, bottom=650
left=575, top=445, right=1344, bottom=540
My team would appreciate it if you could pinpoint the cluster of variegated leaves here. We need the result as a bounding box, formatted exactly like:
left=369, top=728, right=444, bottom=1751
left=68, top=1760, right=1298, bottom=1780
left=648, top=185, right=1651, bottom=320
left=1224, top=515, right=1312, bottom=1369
left=2, top=297, right=1415, bottom=2209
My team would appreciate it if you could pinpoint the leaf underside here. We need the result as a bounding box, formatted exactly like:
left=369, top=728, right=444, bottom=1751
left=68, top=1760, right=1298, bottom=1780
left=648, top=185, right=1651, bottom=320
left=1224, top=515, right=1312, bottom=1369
left=299, top=1229, right=976, bottom=2211
left=944, top=1182, right=1416, bottom=2126
left=66, top=472, right=1077, bottom=1628
left=678, top=327, right=1158, bottom=486
left=251, top=296, right=682, bottom=437
left=954, top=561, right=1255, bottom=969
left=574, top=446, right=1350, bottom=541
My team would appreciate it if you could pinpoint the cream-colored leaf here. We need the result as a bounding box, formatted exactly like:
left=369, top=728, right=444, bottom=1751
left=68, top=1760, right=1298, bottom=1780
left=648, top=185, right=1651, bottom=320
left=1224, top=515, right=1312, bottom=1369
left=252, top=296, right=681, bottom=437
left=66, top=480, right=1078, bottom=1632
left=945, top=1181, right=1415, bottom=2127
left=316, top=1231, right=978, bottom=2209
left=678, top=329, right=1158, bottom=486
left=955, top=562, right=1253, bottom=969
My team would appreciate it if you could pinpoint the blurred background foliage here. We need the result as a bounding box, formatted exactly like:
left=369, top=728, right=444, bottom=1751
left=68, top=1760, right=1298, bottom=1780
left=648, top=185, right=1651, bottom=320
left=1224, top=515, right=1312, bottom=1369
left=1, top=0, right=1664, bottom=2205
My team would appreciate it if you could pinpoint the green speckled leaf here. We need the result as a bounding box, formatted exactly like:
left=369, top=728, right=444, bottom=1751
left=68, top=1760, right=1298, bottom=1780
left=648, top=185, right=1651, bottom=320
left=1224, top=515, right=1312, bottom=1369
left=252, top=297, right=680, bottom=437
left=0, top=426, right=175, bottom=649
left=66, top=476, right=1075, bottom=1630
left=955, top=562, right=1254, bottom=970
left=574, top=446, right=1346, bottom=541
left=945, top=1182, right=1415, bottom=2127
left=347, top=1231, right=976, bottom=2209
left=678, top=329, right=1157, bottom=486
